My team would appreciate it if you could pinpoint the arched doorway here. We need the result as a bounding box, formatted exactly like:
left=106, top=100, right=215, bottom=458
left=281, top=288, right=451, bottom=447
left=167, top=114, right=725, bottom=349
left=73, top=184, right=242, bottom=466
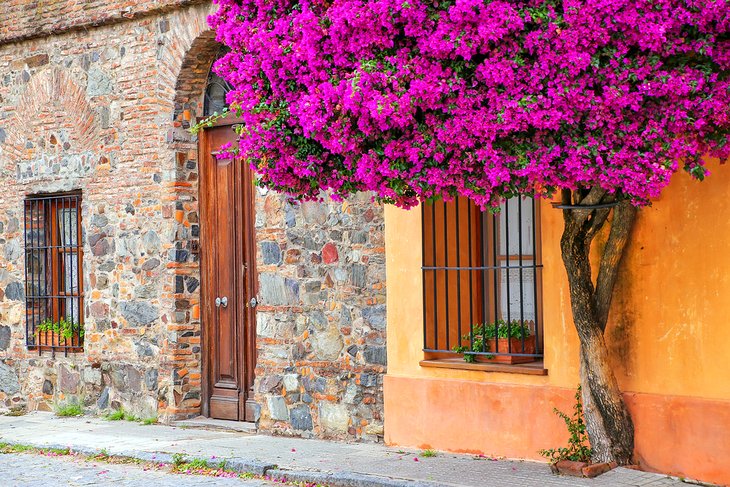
left=198, top=56, right=258, bottom=422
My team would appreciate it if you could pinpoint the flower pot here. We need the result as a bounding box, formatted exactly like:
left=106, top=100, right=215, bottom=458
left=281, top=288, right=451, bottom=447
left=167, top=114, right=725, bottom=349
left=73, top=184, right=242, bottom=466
left=475, top=335, right=536, bottom=364
left=35, top=331, right=83, bottom=352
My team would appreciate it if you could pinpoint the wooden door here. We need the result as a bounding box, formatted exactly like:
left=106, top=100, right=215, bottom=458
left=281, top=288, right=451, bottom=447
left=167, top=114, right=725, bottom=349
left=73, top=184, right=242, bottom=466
left=199, top=121, right=257, bottom=422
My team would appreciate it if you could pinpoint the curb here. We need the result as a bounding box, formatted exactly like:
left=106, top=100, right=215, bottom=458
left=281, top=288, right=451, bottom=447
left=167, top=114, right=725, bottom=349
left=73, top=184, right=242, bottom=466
left=0, top=439, right=446, bottom=487
left=266, top=468, right=446, bottom=487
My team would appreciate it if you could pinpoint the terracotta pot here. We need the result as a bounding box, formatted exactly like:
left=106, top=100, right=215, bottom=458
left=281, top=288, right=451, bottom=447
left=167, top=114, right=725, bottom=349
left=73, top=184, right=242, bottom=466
left=35, top=331, right=83, bottom=352
left=474, top=335, right=537, bottom=364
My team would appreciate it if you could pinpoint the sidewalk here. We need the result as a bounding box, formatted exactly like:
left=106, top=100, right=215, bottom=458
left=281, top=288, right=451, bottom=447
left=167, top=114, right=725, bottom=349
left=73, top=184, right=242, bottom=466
left=0, top=412, right=685, bottom=487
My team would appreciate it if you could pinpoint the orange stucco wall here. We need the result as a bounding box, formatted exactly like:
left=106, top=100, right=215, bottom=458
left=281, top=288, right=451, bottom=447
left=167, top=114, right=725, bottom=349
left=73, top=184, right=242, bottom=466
left=384, top=159, right=730, bottom=485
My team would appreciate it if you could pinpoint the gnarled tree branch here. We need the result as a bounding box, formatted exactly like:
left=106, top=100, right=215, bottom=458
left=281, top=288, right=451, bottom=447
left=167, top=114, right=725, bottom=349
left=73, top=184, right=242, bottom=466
left=594, top=201, right=637, bottom=331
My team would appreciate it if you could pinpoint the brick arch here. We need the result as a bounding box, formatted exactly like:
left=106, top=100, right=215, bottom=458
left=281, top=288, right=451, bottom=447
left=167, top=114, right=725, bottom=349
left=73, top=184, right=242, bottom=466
left=157, top=9, right=229, bottom=421
left=173, top=30, right=221, bottom=131
left=2, top=68, right=99, bottom=164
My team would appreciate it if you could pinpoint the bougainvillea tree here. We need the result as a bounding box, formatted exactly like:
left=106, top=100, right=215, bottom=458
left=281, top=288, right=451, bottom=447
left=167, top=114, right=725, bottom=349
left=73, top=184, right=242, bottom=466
left=209, top=0, right=730, bottom=464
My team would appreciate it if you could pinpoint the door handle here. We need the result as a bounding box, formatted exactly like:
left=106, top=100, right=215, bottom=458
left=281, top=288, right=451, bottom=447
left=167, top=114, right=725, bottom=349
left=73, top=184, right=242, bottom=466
left=247, top=297, right=258, bottom=309
left=215, top=297, right=221, bottom=308
left=220, top=296, right=228, bottom=308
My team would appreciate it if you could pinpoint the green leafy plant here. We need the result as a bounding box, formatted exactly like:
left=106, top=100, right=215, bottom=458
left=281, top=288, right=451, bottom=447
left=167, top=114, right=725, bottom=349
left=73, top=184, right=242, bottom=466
left=0, top=443, right=34, bottom=454
left=105, top=409, right=126, bottom=421
left=142, top=416, right=158, bottom=425
left=452, top=319, right=532, bottom=363
left=36, top=318, right=84, bottom=340
left=171, top=452, right=187, bottom=467
left=539, top=386, right=593, bottom=463
left=55, top=401, right=84, bottom=417
left=190, top=108, right=230, bottom=136
left=124, top=412, right=139, bottom=422
left=420, top=449, right=437, bottom=458
left=105, top=408, right=141, bottom=422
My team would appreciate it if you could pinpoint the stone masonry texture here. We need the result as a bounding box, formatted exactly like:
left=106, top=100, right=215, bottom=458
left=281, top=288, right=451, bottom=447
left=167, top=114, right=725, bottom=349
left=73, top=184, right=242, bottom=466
left=0, top=1, right=386, bottom=442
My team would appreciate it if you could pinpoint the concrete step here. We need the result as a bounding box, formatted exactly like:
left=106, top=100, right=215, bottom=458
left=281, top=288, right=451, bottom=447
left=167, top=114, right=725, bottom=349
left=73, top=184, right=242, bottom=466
left=171, top=416, right=257, bottom=434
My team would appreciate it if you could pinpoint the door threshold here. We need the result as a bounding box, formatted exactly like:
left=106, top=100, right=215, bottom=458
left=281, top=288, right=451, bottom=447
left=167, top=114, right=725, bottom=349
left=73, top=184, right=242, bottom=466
left=171, top=416, right=257, bottom=434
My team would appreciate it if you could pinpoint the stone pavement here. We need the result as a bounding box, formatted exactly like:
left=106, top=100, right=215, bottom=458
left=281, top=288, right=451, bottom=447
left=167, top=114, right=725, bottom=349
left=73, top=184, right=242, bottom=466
left=0, top=453, right=272, bottom=487
left=0, top=412, right=688, bottom=487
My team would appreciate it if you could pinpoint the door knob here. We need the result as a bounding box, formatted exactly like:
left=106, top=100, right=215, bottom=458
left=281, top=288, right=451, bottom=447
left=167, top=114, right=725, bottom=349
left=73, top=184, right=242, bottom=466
left=248, top=297, right=258, bottom=309
left=220, top=296, right=228, bottom=308
left=215, top=297, right=221, bottom=308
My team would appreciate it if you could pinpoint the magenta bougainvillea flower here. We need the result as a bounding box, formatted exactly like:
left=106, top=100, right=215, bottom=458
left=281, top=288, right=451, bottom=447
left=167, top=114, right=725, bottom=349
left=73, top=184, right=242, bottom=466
left=209, top=0, right=729, bottom=209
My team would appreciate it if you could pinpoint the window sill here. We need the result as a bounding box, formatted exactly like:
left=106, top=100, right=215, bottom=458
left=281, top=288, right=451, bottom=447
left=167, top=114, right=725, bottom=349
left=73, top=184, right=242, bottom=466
left=419, top=358, right=547, bottom=376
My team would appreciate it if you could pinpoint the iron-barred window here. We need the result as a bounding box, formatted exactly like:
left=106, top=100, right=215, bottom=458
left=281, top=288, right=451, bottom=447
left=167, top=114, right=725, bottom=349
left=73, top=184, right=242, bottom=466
left=24, top=193, right=84, bottom=354
left=422, top=196, right=543, bottom=364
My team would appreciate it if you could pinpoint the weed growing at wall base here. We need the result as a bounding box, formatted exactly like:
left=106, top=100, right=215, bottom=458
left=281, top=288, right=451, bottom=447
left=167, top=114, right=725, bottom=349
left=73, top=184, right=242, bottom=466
left=539, top=386, right=592, bottom=463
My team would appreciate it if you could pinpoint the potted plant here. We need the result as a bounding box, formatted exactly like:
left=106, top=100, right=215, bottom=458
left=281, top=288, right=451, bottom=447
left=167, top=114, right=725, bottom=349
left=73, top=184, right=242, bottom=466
left=453, top=319, right=536, bottom=364
left=35, top=318, right=84, bottom=351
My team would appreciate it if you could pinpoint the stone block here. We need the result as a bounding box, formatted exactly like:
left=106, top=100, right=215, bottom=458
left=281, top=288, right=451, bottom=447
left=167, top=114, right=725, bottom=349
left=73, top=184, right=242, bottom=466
left=4, top=282, right=24, bottom=301
left=96, top=387, right=110, bottom=410
left=554, top=460, right=589, bottom=477
left=58, top=365, right=80, bottom=393
left=4, top=240, right=21, bottom=261
left=141, top=258, right=160, bottom=271
left=343, top=383, right=359, bottom=405
left=259, top=274, right=289, bottom=305
left=360, top=373, right=378, bottom=388
left=363, top=346, right=387, bottom=365
left=141, top=231, right=161, bottom=255
left=300, top=201, right=328, bottom=224
left=282, top=374, right=299, bottom=393
left=261, top=241, right=282, bottom=265
left=0, top=363, right=20, bottom=395
left=321, top=242, right=338, bottom=264
left=311, top=325, right=343, bottom=361
left=120, top=301, right=159, bottom=326
left=267, top=395, right=289, bottom=421
left=145, top=369, right=159, bottom=390
left=258, top=375, right=282, bottom=394
left=83, top=367, right=102, bottom=386
left=290, top=404, right=313, bottom=431
left=350, top=264, right=366, bottom=288
left=302, top=376, right=326, bottom=393
left=362, top=305, right=386, bottom=330
left=365, top=422, right=384, bottom=436
left=0, top=326, right=10, bottom=350
left=582, top=462, right=617, bottom=478
left=319, top=403, right=349, bottom=433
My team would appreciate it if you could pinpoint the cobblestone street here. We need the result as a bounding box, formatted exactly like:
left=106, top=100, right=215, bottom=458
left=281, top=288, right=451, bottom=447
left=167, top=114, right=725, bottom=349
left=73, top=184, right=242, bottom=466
left=0, top=453, right=272, bottom=487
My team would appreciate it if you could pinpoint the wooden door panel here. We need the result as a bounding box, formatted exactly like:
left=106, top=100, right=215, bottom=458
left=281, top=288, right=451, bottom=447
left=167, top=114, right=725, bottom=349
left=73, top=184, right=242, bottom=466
left=200, top=122, right=257, bottom=422
left=213, top=154, right=238, bottom=390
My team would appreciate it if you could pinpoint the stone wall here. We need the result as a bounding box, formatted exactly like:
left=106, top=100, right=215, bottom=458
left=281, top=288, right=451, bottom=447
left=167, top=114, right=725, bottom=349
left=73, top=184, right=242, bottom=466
left=0, top=0, right=387, bottom=441
left=0, top=0, right=208, bottom=45
left=253, top=193, right=386, bottom=440
left=0, top=2, right=216, bottom=419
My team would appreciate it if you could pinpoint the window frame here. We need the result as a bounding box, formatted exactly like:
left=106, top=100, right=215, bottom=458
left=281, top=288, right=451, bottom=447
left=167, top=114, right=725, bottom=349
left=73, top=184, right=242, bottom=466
left=420, top=196, right=544, bottom=368
left=24, top=192, right=84, bottom=354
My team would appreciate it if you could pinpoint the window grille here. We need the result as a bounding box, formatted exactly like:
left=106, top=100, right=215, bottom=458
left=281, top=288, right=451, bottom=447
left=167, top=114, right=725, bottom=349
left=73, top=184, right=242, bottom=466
left=422, top=196, right=543, bottom=363
left=24, top=193, right=84, bottom=354
left=203, top=48, right=232, bottom=117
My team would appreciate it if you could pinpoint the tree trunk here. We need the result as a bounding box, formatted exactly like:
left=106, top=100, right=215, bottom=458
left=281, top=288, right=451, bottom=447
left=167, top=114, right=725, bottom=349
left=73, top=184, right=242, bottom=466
left=559, top=191, right=637, bottom=465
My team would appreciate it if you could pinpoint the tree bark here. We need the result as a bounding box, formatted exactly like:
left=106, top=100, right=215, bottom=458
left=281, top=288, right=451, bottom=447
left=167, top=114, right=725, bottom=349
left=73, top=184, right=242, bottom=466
left=560, top=191, right=636, bottom=465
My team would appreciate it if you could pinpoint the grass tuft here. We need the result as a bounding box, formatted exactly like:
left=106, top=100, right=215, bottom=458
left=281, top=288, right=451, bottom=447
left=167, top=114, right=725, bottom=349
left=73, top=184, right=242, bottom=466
left=105, top=409, right=126, bottom=421
left=104, top=408, right=147, bottom=423
left=55, top=402, right=84, bottom=417
left=420, top=449, right=437, bottom=458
